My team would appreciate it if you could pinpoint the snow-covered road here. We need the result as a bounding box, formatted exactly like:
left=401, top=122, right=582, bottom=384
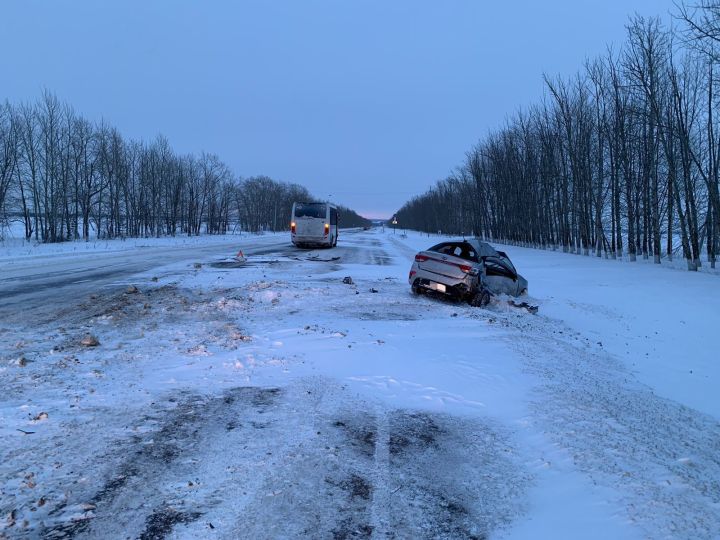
left=1, top=229, right=718, bottom=539
left=0, top=234, right=291, bottom=318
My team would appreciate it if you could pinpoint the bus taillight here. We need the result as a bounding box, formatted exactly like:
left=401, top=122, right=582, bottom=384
left=291, top=222, right=296, bottom=234
left=324, top=223, right=329, bottom=236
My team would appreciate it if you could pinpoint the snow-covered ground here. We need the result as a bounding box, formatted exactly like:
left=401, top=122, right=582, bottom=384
left=1, top=228, right=718, bottom=539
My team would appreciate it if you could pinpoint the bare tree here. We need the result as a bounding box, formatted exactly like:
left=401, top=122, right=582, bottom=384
left=0, top=102, right=17, bottom=233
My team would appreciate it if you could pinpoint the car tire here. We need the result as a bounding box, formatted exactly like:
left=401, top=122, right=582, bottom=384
left=411, top=284, right=423, bottom=295
left=468, top=289, right=490, bottom=307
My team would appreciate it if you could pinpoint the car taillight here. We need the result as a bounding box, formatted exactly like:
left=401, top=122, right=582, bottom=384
left=324, top=223, right=329, bottom=235
left=409, top=270, right=416, bottom=279
left=414, top=254, right=429, bottom=262
left=459, top=264, right=472, bottom=273
left=291, top=222, right=296, bottom=233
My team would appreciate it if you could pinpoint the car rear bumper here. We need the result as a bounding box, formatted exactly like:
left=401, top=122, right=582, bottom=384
left=412, top=277, right=474, bottom=299
left=409, top=264, right=476, bottom=299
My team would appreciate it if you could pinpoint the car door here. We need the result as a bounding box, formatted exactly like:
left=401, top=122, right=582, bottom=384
left=482, top=256, right=519, bottom=295
left=496, top=251, right=518, bottom=275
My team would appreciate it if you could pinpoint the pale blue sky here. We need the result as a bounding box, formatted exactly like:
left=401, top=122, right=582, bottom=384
left=1, top=1, right=676, bottom=218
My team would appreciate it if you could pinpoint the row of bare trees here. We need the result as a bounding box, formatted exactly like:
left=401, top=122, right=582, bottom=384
left=0, top=93, right=368, bottom=241
left=396, top=7, right=720, bottom=270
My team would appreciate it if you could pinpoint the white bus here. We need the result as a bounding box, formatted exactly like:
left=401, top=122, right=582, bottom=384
left=291, top=202, right=338, bottom=248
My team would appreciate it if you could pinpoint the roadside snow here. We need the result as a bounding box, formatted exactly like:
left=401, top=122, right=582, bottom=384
left=511, top=244, right=719, bottom=419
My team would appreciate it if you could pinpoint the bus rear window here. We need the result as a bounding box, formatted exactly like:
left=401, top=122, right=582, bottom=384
left=294, top=204, right=326, bottom=218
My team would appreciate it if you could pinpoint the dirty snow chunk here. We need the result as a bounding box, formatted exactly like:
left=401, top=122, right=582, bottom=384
left=229, top=331, right=252, bottom=343
left=187, top=344, right=211, bottom=356
left=257, top=290, right=280, bottom=303
left=342, top=276, right=354, bottom=285
left=193, top=262, right=202, bottom=269
left=12, top=356, right=27, bottom=367
left=126, top=285, right=139, bottom=294
left=80, top=335, right=100, bottom=347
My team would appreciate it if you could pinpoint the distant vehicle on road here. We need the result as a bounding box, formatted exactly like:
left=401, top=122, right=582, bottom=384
left=408, top=239, right=528, bottom=306
left=291, top=202, right=338, bottom=248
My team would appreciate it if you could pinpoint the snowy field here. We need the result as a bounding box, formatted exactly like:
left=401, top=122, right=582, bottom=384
left=1, top=228, right=719, bottom=539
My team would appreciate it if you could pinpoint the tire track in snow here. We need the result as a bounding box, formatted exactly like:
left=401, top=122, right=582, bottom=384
left=30, top=379, right=528, bottom=539
left=369, top=405, right=391, bottom=536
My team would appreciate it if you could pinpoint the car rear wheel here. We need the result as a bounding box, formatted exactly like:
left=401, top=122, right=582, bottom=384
left=468, top=289, right=490, bottom=307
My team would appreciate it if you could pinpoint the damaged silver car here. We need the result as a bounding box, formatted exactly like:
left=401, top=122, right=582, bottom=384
left=408, top=239, right=528, bottom=306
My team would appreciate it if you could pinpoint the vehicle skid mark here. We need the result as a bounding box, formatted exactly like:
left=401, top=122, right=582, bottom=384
left=40, top=387, right=283, bottom=539
left=228, top=392, right=527, bottom=539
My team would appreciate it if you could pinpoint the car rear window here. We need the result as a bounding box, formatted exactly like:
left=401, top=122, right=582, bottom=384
left=430, top=243, right=478, bottom=261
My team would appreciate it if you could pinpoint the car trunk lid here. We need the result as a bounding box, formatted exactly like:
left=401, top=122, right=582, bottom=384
left=415, top=251, right=472, bottom=280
